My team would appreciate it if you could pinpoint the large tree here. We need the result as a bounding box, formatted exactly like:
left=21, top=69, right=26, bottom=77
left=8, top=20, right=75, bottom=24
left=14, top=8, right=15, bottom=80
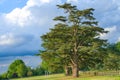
left=40, top=3, right=107, bottom=77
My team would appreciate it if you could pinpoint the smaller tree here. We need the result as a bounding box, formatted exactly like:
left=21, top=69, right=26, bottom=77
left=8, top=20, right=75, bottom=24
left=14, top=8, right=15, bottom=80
left=104, top=53, right=120, bottom=70
left=103, top=43, right=120, bottom=70
left=27, top=67, right=33, bottom=76
left=115, top=42, right=120, bottom=52
left=16, top=64, right=28, bottom=77
left=7, top=72, right=13, bottom=78
left=1, top=73, right=8, bottom=79
left=0, top=75, right=1, bottom=79
left=7, top=59, right=28, bottom=78
left=33, top=66, right=45, bottom=76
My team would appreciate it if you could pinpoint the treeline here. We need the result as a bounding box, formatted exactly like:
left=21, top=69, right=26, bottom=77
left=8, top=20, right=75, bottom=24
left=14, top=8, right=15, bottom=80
left=39, top=42, right=120, bottom=73
left=0, top=59, right=45, bottom=80
left=80, top=42, right=120, bottom=71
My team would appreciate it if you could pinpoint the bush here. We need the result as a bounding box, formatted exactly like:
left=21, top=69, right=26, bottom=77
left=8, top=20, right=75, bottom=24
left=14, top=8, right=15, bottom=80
left=1, top=73, right=8, bottom=79
left=7, top=72, right=13, bottom=78
left=0, top=75, right=2, bottom=79
left=33, top=66, right=45, bottom=76
left=27, top=71, right=33, bottom=77
left=7, top=59, right=28, bottom=78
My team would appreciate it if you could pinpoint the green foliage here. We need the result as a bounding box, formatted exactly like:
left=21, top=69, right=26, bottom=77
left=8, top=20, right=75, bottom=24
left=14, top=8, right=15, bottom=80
left=7, top=72, right=13, bottom=78
left=104, top=53, right=120, bottom=70
left=115, top=42, right=120, bottom=52
left=39, top=3, right=108, bottom=77
left=33, top=66, right=45, bottom=75
left=103, top=42, right=120, bottom=70
left=0, top=75, right=1, bottom=79
left=7, top=59, right=28, bottom=78
left=17, top=64, right=28, bottom=77
left=41, top=61, right=64, bottom=73
left=27, top=71, right=33, bottom=77
left=1, top=73, right=8, bottom=79
left=27, top=67, right=33, bottom=77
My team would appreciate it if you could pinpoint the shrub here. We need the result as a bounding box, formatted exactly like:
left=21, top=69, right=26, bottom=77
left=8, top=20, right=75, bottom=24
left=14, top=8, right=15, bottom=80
left=1, top=73, right=8, bottom=79
left=27, top=71, right=33, bottom=77
left=7, top=59, right=28, bottom=78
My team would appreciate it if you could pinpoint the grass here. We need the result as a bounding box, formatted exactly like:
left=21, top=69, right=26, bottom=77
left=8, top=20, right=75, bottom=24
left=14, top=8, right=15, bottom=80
left=11, top=73, right=120, bottom=80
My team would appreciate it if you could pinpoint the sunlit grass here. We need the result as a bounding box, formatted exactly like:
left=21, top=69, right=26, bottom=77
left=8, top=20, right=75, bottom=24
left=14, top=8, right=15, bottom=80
left=11, top=73, right=120, bottom=80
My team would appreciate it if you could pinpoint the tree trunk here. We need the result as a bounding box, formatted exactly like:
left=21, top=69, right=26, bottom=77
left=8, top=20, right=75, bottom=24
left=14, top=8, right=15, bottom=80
left=65, top=66, right=69, bottom=76
left=72, top=64, right=79, bottom=77
left=65, top=66, right=72, bottom=76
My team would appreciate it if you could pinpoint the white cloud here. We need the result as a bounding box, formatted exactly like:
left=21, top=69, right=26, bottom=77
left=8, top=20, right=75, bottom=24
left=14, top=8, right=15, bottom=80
left=117, top=37, right=120, bottom=42
left=100, top=26, right=120, bottom=43
left=5, top=8, right=32, bottom=27
left=105, top=26, right=117, bottom=33
left=0, top=33, right=25, bottom=46
left=5, top=0, right=40, bottom=27
left=0, top=64, right=9, bottom=67
left=0, top=0, right=53, bottom=53
left=26, top=0, right=52, bottom=7
left=100, top=26, right=117, bottom=39
left=0, top=0, right=120, bottom=55
left=67, top=0, right=78, bottom=3
left=4, top=0, right=61, bottom=27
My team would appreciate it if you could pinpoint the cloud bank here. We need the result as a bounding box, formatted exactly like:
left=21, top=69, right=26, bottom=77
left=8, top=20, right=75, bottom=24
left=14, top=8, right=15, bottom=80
left=0, top=0, right=120, bottom=56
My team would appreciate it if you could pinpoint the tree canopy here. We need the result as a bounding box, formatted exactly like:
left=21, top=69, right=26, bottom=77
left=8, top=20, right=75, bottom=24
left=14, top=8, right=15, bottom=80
left=40, top=3, right=108, bottom=77
left=7, top=59, right=28, bottom=78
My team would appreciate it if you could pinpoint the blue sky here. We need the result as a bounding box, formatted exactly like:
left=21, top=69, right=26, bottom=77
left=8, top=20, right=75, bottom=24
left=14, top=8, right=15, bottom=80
left=0, top=0, right=120, bottom=56
left=0, top=0, right=28, bottom=13
left=0, top=0, right=120, bottom=74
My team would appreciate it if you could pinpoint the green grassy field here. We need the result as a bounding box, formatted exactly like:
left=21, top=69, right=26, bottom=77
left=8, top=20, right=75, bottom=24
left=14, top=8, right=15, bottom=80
left=12, top=74, right=120, bottom=80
